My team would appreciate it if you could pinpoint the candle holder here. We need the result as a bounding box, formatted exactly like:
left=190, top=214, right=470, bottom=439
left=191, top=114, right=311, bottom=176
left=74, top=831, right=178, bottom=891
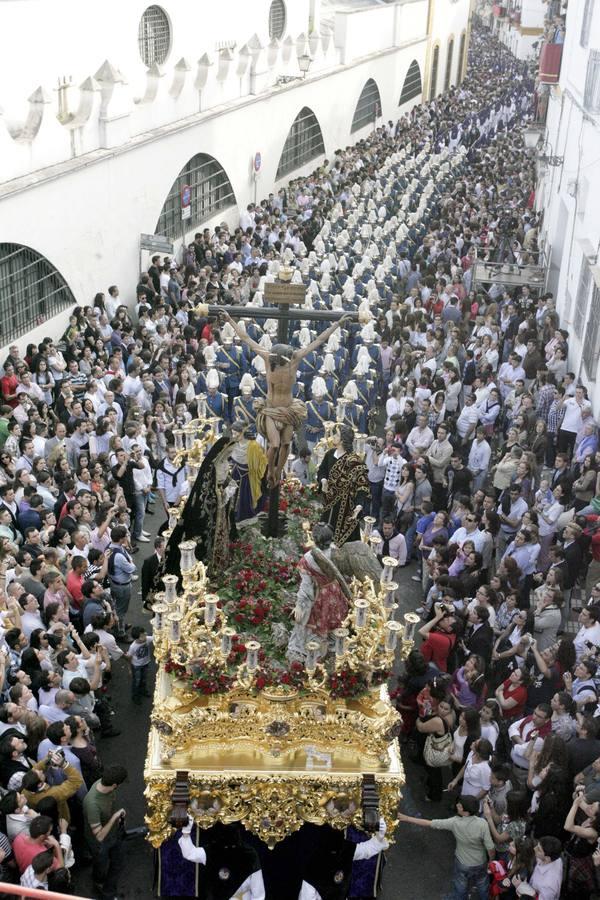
left=173, top=429, right=185, bottom=452
left=204, top=594, right=219, bottom=628
left=168, top=509, right=178, bottom=530
left=382, top=581, right=398, bottom=609
left=336, top=399, right=347, bottom=423
left=354, top=599, right=369, bottom=629
left=362, top=516, right=376, bottom=542
left=152, top=602, right=168, bottom=631
left=369, top=535, right=382, bottom=556
left=168, top=611, right=183, bottom=643
left=384, top=620, right=403, bottom=652
left=285, top=454, right=296, bottom=475
left=403, top=612, right=421, bottom=644
left=305, top=640, right=320, bottom=673
left=246, top=641, right=260, bottom=672
left=333, top=627, right=348, bottom=658
left=220, top=627, right=235, bottom=656
left=163, top=574, right=179, bottom=606
left=180, top=541, right=197, bottom=573
left=186, top=428, right=197, bottom=451
left=381, top=556, right=399, bottom=583
left=384, top=602, right=398, bottom=622
left=197, top=394, right=208, bottom=420
left=355, top=433, right=367, bottom=454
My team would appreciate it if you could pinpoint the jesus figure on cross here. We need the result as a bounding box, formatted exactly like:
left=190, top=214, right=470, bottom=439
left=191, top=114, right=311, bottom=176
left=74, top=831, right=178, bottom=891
left=222, top=311, right=352, bottom=488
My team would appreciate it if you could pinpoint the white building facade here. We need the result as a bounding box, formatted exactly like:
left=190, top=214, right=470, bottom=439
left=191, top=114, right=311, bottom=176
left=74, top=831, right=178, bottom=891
left=534, top=0, right=600, bottom=410
left=0, top=0, right=470, bottom=355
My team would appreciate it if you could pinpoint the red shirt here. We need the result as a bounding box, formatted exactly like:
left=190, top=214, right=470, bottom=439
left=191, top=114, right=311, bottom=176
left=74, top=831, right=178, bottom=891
left=66, top=570, right=84, bottom=608
left=421, top=631, right=456, bottom=673
left=500, top=678, right=527, bottom=720
left=12, top=833, right=60, bottom=874
left=0, top=374, right=18, bottom=407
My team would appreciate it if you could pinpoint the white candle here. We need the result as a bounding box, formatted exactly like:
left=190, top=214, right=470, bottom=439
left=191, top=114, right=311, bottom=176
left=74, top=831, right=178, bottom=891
left=403, top=612, right=421, bottom=644
left=179, top=541, right=197, bottom=573
left=204, top=594, right=219, bottom=628
left=163, top=574, right=179, bottom=606
left=246, top=641, right=260, bottom=672
left=385, top=620, right=403, bottom=652
left=381, top=556, right=399, bottom=583
left=220, top=627, right=235, bottom=656
left=305, top=640, right=320, bottom=673
left=333, top=628, right=348, bottom=658
left=354, top=599, right=369, bottom=629
left=152, top=602, right=168, bottom=631
left=168, top=611, right=183, bottom=643
left=383, top=581, right=398, bottom=609
left=362, top=516, right=376, bottom=540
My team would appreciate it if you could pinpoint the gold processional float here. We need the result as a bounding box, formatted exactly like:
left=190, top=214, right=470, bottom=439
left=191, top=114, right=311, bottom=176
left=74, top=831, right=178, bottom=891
left=144, top=415, right=420, bottom=851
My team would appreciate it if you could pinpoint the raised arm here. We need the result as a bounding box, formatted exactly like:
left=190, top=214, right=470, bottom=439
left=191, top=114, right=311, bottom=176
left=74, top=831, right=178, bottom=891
left=222, top=311, right=267, bottom=358
left=295, top=315, right=353, bottom=361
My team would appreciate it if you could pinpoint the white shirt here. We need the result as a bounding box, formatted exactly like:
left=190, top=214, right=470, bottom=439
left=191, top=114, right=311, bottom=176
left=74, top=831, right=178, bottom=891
left=462, top=751, right=491, bottom=798
left=468, top=439, right=491, bottom=472
left=508, top=717, right=544, bottom=769
left=449, top=527, right=487, bottom=553
left=573, top=622, right=600, bottom=661
left=406, top=425, right=434, bottom=455
left=456, top=404, right=479, bottom=438
left=84, top=625, right=123, bottom=660
left=561, top=396, right=591, bottom=434
left=526, top=857, right=563, bottom=900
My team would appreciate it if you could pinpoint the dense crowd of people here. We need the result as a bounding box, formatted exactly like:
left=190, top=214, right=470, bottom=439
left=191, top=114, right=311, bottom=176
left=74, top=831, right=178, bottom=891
left=0, top=8, right=593, bottom=899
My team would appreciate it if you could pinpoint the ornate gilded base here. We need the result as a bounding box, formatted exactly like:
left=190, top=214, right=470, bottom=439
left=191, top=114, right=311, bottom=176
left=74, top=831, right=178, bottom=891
left=145, top=731, right=403, bottom=849
left=145, top=673, right=404, bottom=848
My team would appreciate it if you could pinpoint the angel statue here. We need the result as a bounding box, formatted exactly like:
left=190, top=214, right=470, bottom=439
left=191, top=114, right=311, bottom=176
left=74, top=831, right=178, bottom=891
left=287, top=522, right=353, bottom=661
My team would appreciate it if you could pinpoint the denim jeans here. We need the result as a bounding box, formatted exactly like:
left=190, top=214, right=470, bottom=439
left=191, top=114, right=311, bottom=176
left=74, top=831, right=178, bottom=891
left=404, top=514, right=418, bottom=561
left=132, top=664, right=148, bottom=700
left=446, top=858, right=489, bottom=900
left=132, top=491, right=146, bottom=540
left=88, top=833, right=124, bottom=900
left=110, top=582, right=131, bottom=627
left=368, top=480, right=384, bottom=522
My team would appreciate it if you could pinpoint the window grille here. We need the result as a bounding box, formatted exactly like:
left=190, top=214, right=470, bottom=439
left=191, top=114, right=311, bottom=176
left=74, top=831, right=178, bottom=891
left=351, top=79, right=382, bottom=133
left=444, top=38, right=454, bottom=91
left=457, top=32, right=467, bottom=86
left=276, top=107, right=325, bottom=179
left=399, top=61, right=422, bottom=105
left=429, top=46, right=440, bottom=100
left=574, top=260, right=591, bottom=339
left=269, top=0, right=286, bottom=40
left=138, top=6, right=171, bottom=67
left=583, top=285, right=600, bottom=379
left=0, top=244, right=75, bottom=343
left=155, top=154, right=236, bottom=241
left=581, top=0, right=593, bottom=48
left=584, top=50, right=600, bottom=113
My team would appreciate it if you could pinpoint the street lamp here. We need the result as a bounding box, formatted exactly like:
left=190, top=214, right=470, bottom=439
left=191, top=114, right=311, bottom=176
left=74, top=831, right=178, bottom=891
left=523, top=125, right=543, bottom=149
left=298, top=52, right=312, bottom=78
left=523, top=126, right=563, bottom=167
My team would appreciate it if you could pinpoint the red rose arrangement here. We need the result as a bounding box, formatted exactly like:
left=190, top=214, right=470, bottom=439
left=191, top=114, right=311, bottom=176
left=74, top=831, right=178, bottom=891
left=327, top=666, right=370, bottom=700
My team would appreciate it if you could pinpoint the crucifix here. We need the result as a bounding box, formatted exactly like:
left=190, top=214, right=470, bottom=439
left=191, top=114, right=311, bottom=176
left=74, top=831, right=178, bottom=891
left=195, top=270, right=357, bottom=537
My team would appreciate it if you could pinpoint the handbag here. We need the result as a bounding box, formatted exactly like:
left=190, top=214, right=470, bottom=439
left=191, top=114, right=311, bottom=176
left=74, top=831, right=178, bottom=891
left=423, top=729, right=453, bottom=768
